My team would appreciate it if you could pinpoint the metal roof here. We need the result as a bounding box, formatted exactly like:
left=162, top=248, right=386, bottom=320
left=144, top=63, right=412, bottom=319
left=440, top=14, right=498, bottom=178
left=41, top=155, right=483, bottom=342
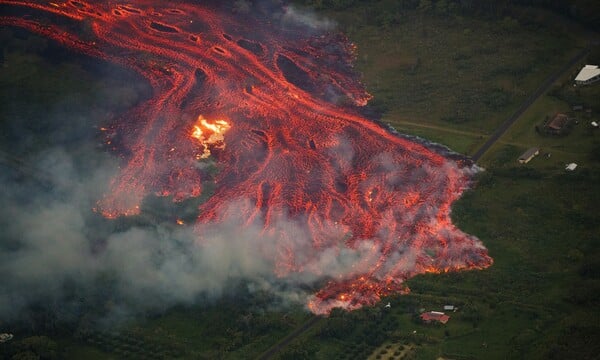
left=565, top=163, right=578, bottom=171
left=518, top=147, right=540, bottom=160
left=575, top=65, right=600, bottom=82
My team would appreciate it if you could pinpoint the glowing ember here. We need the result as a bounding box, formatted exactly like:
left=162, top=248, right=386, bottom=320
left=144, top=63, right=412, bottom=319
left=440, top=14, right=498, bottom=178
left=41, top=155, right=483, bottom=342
left=191, top=116, right=231, bottom=159
left=0, top=0, right=492, bottom=314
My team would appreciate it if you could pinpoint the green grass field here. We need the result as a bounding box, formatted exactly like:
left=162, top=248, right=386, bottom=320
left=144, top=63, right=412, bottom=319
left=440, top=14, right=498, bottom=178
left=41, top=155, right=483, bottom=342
left=316, top=4, right=590, bottom=161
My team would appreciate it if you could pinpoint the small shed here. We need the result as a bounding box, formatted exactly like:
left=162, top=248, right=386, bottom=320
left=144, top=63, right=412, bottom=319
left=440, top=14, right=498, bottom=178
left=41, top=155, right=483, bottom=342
left=545, top=113, right=570, bottom=134
left=575, top=65, right=600, bottom=85
left=518, top=147, right=540, bottom=164
left=443, top=305, right=456, bottom=311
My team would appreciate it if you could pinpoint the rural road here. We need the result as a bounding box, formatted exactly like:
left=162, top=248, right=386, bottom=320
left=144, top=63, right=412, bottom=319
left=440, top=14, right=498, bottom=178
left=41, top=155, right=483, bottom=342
left=257, top=316, right=322, bottom=359
left=471, top=46, right=591, bottom=162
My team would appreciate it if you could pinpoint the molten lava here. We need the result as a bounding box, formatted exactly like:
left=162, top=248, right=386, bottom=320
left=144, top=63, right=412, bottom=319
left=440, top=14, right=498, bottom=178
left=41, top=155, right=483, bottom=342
left=1, top=0, right=492, bottom=314
left=191, top=116, right=230, bottom=159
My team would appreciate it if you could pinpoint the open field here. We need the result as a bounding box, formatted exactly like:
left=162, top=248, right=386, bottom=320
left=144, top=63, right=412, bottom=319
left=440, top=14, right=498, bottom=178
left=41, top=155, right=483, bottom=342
left=311, top=4, right=591, bottom=159
left=1, top=3, right=599, bottom=360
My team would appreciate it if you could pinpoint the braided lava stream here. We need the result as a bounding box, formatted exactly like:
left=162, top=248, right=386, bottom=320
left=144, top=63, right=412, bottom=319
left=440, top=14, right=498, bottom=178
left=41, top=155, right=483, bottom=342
left=1, top=1, right=492, bottom=314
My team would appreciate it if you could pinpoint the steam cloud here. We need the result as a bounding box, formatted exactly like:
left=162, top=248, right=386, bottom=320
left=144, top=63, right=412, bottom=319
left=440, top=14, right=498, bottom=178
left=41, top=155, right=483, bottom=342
left=0, top=147, right=381, bottom=324
left=281, top=5, right=336, bottom=31
left=0, top=141, right=483, bottom=324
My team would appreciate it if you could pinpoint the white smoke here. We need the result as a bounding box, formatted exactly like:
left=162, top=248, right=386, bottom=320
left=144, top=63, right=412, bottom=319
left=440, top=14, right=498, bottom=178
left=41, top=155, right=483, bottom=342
left=281, top=5, right=336, bottom=31
left=0, top=149, right=383, bottom=323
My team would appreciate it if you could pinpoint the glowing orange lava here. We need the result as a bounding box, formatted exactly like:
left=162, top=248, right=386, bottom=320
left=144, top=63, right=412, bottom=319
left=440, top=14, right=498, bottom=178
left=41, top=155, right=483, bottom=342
left=0, top=0, right=492, bottom=314
left=191, top=116, right=230, bottom=159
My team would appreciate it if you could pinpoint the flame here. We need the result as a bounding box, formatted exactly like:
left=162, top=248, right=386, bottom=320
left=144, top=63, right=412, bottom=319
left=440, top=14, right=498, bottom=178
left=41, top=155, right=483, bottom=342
left=191, top=115, right=231, bottom=159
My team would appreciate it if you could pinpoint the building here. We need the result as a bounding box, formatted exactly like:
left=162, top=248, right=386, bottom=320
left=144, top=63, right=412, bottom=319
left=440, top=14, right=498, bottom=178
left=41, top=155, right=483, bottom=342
left=420, top=311, right=450, bottom=324
left=518, top=147, right=540, bottom=164
left=545, top=113, right=570, bottom=134
left=565, top=163, right=578, bottom=171
left=0, top=333, right=13, bottom=343
left=575, top=65, right=600, bottom=85
left=443, top=305, right=456, bottom=312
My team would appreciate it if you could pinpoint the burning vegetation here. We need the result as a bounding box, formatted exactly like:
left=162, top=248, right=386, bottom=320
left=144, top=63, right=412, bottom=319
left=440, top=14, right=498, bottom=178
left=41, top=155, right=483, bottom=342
left=0, top=0, right=492, bottom=314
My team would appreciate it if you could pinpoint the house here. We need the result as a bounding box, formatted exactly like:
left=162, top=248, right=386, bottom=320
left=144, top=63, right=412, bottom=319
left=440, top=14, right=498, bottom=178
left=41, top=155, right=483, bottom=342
left=420, top=311, right=450, bottom=324
left=545, top=113, right=570, bottom=134
left=575, top=65, right=600, bottom=85
left=565, top=163, right=578, bottom=171
left=518, top=147, right=540, bottom=164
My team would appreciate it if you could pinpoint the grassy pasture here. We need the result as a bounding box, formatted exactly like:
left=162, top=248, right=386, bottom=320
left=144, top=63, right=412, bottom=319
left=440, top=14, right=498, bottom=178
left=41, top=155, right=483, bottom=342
left=332, top=8, right=583, bottom=139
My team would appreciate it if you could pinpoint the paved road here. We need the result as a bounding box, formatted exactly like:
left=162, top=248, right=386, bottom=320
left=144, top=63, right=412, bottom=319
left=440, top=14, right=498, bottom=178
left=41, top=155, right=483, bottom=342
left=471, top=47, right=591, bottom=162
left=257, top=316, right=322, bottom=360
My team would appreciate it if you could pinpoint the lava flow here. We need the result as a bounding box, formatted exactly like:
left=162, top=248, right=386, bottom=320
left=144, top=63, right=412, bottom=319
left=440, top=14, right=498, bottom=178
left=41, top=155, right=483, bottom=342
left=1, top=1, right=492, bottom=314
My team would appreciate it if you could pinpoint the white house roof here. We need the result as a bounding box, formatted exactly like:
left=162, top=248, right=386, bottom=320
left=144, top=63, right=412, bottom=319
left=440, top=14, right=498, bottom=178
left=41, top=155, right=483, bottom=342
left=575, top=65, right=600, bottom=81
left=565, top=163, right=578, bottom=171
left=0, top=333, right=13, bottom=343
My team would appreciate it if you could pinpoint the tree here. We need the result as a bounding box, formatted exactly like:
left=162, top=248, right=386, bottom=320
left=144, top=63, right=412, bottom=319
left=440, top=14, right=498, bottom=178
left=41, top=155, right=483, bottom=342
left=12, top=351, right=40, bottom=360
left=435, top=0, right=449, bottom=16
left=417, top=0, right=432, bottom=13
left=13, top=336, right=59, bottom=360
left=277, top=341, right=317, bottom=360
